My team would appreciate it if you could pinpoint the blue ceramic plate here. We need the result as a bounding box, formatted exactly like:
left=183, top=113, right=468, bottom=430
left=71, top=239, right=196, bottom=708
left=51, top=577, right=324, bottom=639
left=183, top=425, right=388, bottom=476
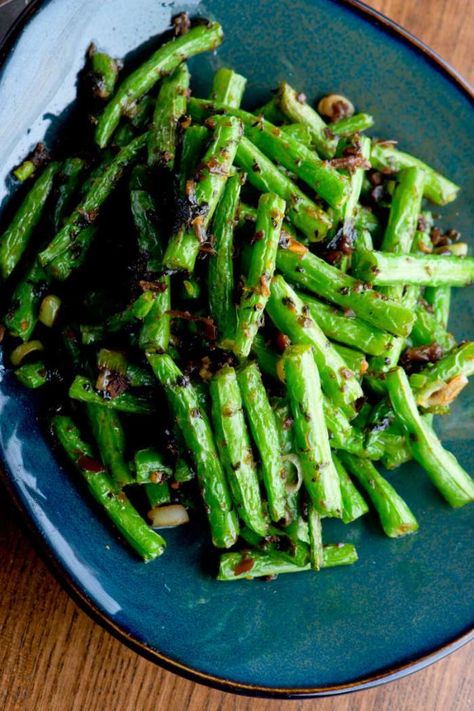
left=0, top=0, right=472, bottom=698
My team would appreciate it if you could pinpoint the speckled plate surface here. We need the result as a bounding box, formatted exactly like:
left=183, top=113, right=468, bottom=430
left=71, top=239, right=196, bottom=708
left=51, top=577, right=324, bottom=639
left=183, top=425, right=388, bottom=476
left=0, top=0, right=472, bottom=698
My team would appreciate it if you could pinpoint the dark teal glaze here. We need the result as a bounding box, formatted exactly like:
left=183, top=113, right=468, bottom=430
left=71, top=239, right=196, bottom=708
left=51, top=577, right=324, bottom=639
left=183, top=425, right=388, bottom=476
left=0, top=0, right=472, bottom=697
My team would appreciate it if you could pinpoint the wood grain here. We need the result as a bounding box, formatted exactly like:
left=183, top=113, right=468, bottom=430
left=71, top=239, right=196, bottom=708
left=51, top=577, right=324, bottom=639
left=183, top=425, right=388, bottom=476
left=0, top=2, right=472, bottom=709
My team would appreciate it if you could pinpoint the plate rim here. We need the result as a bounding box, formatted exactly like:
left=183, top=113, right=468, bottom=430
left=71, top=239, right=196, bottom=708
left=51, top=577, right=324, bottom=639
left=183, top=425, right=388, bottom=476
left=0, top=0, right=472, bottom=698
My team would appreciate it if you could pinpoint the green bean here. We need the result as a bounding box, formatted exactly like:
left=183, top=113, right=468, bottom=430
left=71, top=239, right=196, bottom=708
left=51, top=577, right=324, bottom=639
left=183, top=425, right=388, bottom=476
left=250, top=333, right=361, bottom=454
left=163, top=115, right=243, bottom=273
left=234, top=192, right=285, bottom=358
left=332, top=343, right=367, bottom=378
left=87, top=405, right=134, bottom=488
left=332, top=454, right=369, bottom=524
left=283, top=344, right=342, bottom=517
left=267, top=276, right=363, bottom=416
left=276, top=81, right=338, bottom=158
left=39, top=135, right=147, bottom=267
left=254, top=98, right=286, bottom=124
left=52, top=415, right=165, bottom=560
left=330, top=113, right=374, bottom=136
left=15, top=361, right=48, bottom=389
left=218, top=544, right=358, bottom=580
left=208, top=173, right=241, bottom=345
left=281, top=123, right=312, bottom=146
left=386, top=367, right=474, bottom=508
left=302, top=292, right=391, bottom=356
left=271, top=397, right=300, bottom=523
left=341, top=135, right=371, bottom=230
left=130, top=171, right=164, bottom=272
left=53, top=158, right=87, bottom=230
left=148, top=63, right=190, bottom=169
left=133, top=448, right=172, bottom=484
left=147, top=354, right=239, bottom=547
left=188, top=97, right=350, bottom=210
left=138, top=278, right=171, bottom=353
left=69, top=375, right=154, bottom=415
left=95, top=22, right=223, bottom=147
left=354, top=206, right=380, bottom=235
left=338, top=452, right=418, bottom=537
left=424, top=286, right=451, bottom=329
left=234, top=137, right=332, bottom=240
left=0, top=162, right=59, bottom=280
left=370, top=142, right=459, bottom=205
left=88, top=45, right=121, bottom=100
left=4, top=260, right=48, bottom=340
left=239, top=524, right=309, bottom=567
left=48, top=225, right=98, bottom=281
left=210, top=366, right=268, bottom=535
left=210, top=67, right=247, bottom=107
left=145, top=483, right=171, bottom=508
left=353, top=249, right=474, bottom=288
left=276, top=241, right=416, bottom=337
left=178, top=125, right=209, bottom=194
left=237, top=362, right=287, bottom=523
left=411, top=304, right=456, bottom=351
left=106, top=291, right=155, bottom=333
left=13, top=160, right=36, bottom=182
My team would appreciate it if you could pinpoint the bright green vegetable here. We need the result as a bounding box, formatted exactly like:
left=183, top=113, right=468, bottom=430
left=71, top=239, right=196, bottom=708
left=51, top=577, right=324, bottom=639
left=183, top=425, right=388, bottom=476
left=95, top=22, right=223, bottom=147
left=233, top=192, right=285, bottom=358
left=302, top=292, right=391, bottom=356
left=69, top=375, right=154, bottom=415
left=330, top=113, right=374, bottom=136
left=283, top=345, right=342, bottom=517
left=338, top=452, right=419, bottom=537
left=39, top=135, right=147, bottom=267
left=234, top=137, right=332, bottom=240
left=371, top=142, right=459, bottom=205
left=178, top=125, right=209, bottom=193
left=353, top=249, right=474, bottom=288
left=424, top=285, right=451, bottom=329
left=218, top=544, right=358, bottom=580
left=0, top=162, right=59, bottom=280
left=276, top=81, right=338, bottom=158
left=332, top=454, right=369, bottom=524
left=53, top=158, right=87, bottom=230
left=188, top=97, right=351, bottom=209
left=411, top=304, right=456, bottom=351
left=386, top=367, right=474, bottom=508
left=237, top=362, right=287, bottom=523
left=210, top=366, right=268, bottom=535
left=276, top=242, right=415, bottom=337
left=147, top=354, right=239, bottom=548
left=15, top=361, right=48, bottom=389
left=52, top=415, right=166, bottom=560
left=88, top=45, right=121, bottom=100
left=4, top=260, right=48, bottom=340
left=148, top=63, right=190, bottom=169
left=87, top=405, right=134, bottom=488
left=133, top=448, right=172, bottom=484
left=210, top=67, right=247, bottom=107
left=163, top=115, right=243, bottom=273
left=208, top=173, right=242, bottom=345
left=267, top=276, right=363, bottom=416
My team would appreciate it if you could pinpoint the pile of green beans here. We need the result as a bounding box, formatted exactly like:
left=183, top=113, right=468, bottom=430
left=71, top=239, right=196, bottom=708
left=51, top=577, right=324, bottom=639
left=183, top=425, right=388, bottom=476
left=0, top=14, right=472, bottom=582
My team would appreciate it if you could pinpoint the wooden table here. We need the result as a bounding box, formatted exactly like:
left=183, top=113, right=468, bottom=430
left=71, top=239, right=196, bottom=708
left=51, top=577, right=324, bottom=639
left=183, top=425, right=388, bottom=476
left=0, top=1, right=472, bottom=709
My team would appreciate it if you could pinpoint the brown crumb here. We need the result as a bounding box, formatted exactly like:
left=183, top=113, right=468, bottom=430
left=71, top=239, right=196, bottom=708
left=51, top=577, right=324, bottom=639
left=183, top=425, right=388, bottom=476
left=172, top=12, right=191, bottom=35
